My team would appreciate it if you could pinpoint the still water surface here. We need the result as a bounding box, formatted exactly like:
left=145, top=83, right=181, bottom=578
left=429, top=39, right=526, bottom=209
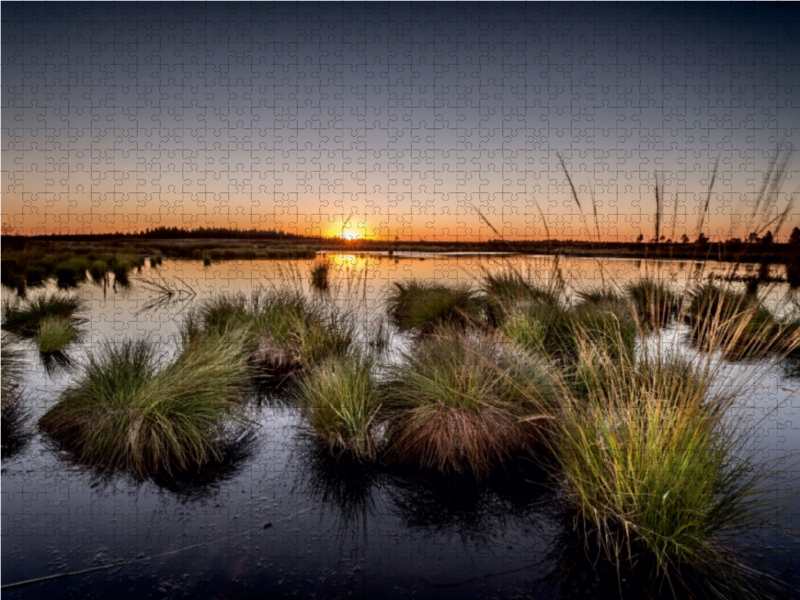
left=2, top=254, right=799, bottom=598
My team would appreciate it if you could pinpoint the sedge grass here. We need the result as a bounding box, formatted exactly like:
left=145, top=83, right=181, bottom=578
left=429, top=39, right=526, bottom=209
left=39, top=329, right=252, bottom=477
left=2, top=293, right=86, bottom=338
left=35, top=316, right=77, bottom=354
left=547, top=349, right=773, bottom=597
left=686, top=284, right=788, bottom=360
left=388, top=280, right=486, bottom=333
left=626, top=278, right=682, bottom=329
left=382, top=326, right=554, bottom=476
left=535, top=291, right=795, bottom=598
left=186, top=289, right=354, bottom=384
left=482, top=270, right=564, bottom=327
left=499, top=296, right=573, bottom=359
left=309, top=258, right=331, bottom=291
left=54, top=257, right=90, bottom=288
left=499, top=289, right=637, bottom=364
left=572, top=289, right=638, bottom=362
left=89, top=260, right=109, bottom=283
left=291, top=351, right=380, bottom=461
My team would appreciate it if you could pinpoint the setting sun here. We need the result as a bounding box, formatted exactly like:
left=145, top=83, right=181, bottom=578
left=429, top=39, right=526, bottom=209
left=4, top=3, right=800, bottom=598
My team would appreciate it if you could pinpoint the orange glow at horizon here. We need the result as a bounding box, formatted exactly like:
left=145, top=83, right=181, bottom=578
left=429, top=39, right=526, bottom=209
left=0, top=191, right=775, bottom=243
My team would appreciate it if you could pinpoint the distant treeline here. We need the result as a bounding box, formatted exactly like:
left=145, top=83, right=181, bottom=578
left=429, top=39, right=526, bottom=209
left=4, top=226, right=311, bottom=244
left=5, top=226, right=800, bottom=268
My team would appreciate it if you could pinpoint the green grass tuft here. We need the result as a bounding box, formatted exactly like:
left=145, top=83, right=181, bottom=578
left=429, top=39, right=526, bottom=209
left=186, top=290, right=354, bottom=384
left=572, top=289, right=638, bottom=362
left=55, top=257, right=90, bottom=288
left=388, top=280, right=486, bottom=333
left=39, top=330, right=252, bottom=477
left=625, top=278, right=682, bottom=328
left=482, top=270, right=564, bottom=327
left=89, top=260, right=109, bottom=283
left=35, top=316, right=77, bottom=354
left=382, top=327, right=554, bottom=476
left=291, top=351, right=381, bottom=461
left=2, top=293, right=86, bottom=338
left=499, top=293, right=579, bottom=360
left=547, top=349, right=771, bottom=597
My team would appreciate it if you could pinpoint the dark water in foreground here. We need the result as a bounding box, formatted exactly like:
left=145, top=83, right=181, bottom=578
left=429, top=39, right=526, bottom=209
left=2, top=255, right=800, bottom=598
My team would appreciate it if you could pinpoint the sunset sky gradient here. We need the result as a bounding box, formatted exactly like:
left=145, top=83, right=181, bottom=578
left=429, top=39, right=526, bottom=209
left=3, top=2, right=800, bottom=240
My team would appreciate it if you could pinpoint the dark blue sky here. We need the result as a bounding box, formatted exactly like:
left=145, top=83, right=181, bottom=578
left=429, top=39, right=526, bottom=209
left=4, top=2, right=800, bottom=240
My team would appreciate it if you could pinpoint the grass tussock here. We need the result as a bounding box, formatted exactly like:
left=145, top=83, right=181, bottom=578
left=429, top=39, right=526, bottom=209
left=482, top=270, right=564, bottom=326
left=382, top=327, right=554, bottom=476
left=686, top=284, right=791, bottom=360
left=388, top=280, right=486, bottom=333
left=499, top=295, right=574, bottom=358
left=35, top=316, right=77, bottom=354
left=291, top=352, right=381, bottom=461
left=573, top=289, right=638, bottom=361
left=55, top=257, right=90, bottom=288
left=2, top=293, right=86, bottom=338
left=626, top=278, right=682, bottom=329
left=548, top=349, right=770, bottom=596
left=89, top=260, right=109, bottom=283
left=499, top=289, right=636, bottom=363
left=186, top=290, right=354, bottom=384
left=309, top=259, right=331, bottom=291
left=39, top=330, right=252, bottom=477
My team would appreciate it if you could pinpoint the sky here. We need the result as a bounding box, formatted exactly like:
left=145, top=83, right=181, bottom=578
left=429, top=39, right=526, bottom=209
left=3, top=1, right=800, bottom=241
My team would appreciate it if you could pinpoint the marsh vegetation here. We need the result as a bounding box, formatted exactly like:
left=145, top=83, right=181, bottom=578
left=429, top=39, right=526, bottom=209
left=2, top=255, right=799, bottom=599
left=39, top=329, right=253, bottom=476
left=6, top=151, right=800, bottom=596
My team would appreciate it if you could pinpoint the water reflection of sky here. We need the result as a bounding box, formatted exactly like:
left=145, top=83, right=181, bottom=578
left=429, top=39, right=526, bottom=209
left=2, top=255, right=799, bottom=597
